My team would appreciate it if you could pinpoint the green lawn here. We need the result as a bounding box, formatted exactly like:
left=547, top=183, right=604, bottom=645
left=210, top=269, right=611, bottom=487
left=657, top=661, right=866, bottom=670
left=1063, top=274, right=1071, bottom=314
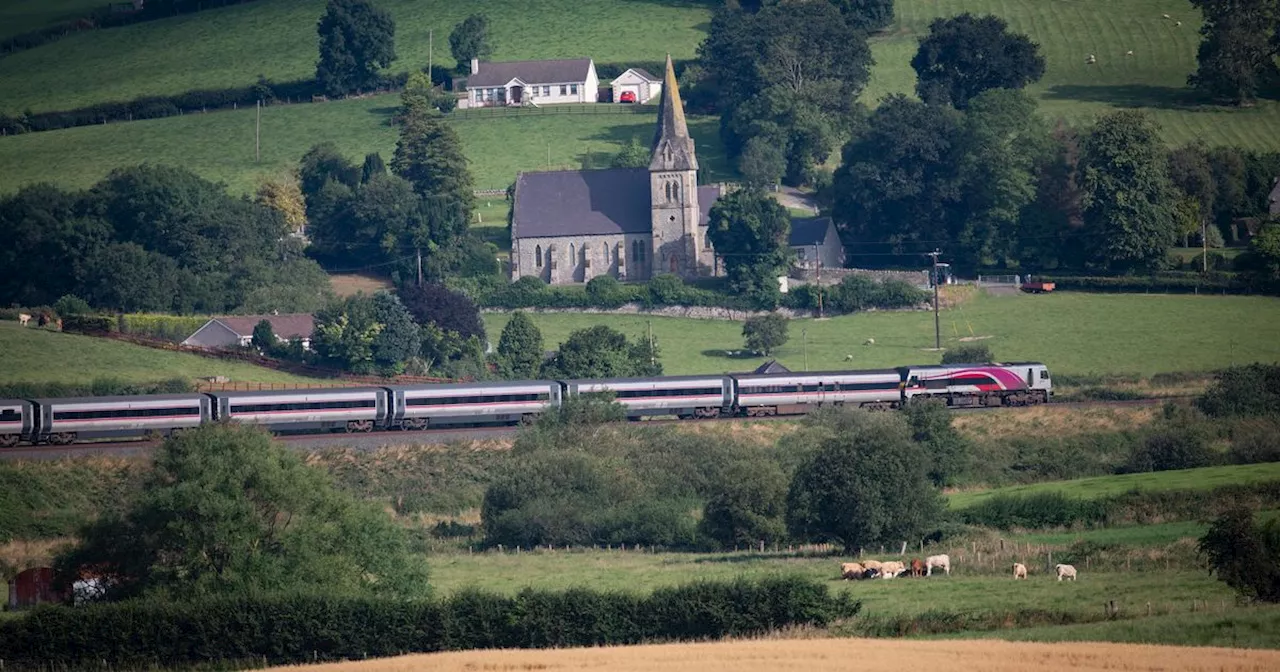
left=948, top=463, right=1280, bottom=510
left=1007, top=510, right=1280, bottom=548
left=483, top=292, right=1280, bottom=378
left=0, top=0, right=103, bottom=41
left=953, top=604, right=1280, bottom=649
left=0, top=322, right=320, bottom=385
left=0, top=100, right=730, bottom=195
left=0, top=0, right=713, bottom=114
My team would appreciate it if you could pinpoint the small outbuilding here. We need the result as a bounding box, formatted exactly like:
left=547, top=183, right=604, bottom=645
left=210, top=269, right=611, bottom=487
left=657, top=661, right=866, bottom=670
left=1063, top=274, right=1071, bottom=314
left=181, top=314, right=315, bottom=351
left=789, top=216, right=844, bottom=272
left=611, top=67, right=662, bottom=104
left=8, top=567, right=61, bottom=608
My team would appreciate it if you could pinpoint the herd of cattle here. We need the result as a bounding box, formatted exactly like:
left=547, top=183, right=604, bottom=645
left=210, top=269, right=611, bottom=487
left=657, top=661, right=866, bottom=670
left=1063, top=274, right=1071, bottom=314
left=841, top=554, right=1081, bottom=582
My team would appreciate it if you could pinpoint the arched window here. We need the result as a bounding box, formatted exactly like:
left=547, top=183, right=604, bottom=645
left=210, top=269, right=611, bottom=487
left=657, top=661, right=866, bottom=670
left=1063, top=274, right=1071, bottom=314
left=535, top=245, right=543, bottom=268
left=569, top=243, right=576, bottom=265
left=671, top=181, right=680, bottom=202
left=603, top=242, right=608, bottom=261
left=664, top=182, right=671, bottom=201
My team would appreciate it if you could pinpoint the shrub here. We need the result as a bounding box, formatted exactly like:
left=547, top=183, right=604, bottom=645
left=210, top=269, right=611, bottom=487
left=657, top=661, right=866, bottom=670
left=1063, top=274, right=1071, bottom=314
left=118, top=313, right=209, bottom=342
left=585, top=275, right=627, bottom=308
left=941, top=342, right=992, bottom=364
left=1199, top=508, right=1280, bottom=602
left=60, top=314, right=117, bottom=334
left=1198, top=364, right=1280, bottom=418
left=648, top=273, right=686, bottom=305
left=1228, top=418, right=1280, bottom=464
left=52, top=294, right=91, bottom=316
left=1122, top=427, right=1216, bottom=473
left=959, top=492, right=1110, bottom=530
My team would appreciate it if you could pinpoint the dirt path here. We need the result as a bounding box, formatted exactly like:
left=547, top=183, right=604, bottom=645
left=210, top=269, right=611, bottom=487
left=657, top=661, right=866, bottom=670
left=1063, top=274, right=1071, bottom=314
left=268, top=637, right=1280, bottom=671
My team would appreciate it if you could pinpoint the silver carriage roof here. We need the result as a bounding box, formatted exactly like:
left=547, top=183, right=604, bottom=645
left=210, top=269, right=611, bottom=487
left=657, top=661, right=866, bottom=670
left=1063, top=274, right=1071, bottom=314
left=29, top=394, right=210, bottom=405
left=731, top=369, right=900, bottom=380
left=904, top=362, right=1046, bottom=371
left=206, top=387, right=386, bottom=399
left=385, top=380, right=558, bottom=392
left=562, top=375, right=731, bottom=385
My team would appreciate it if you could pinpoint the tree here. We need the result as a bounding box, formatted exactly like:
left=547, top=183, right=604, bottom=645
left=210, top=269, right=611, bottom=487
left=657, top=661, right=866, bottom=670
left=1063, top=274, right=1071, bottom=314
left=903, top=400, right=970, bottom=487
left=311, top=296, right=384, bottom=372
left=449, top=13, right=493, bottom=72
left=940, top=342, right=991, bottom=364
left=1238, top=222, right=1280, bottom=291
left=399, top=70, right=454, bottom=118
left=742, top=313, right=789, bottom=356
left=53, top=294, right=91, bottom=316
left=1188, top=0, right=1280, bottom=105
left=705, top=188, right=792, bottom=308
left=541, top=325, right=661, bottom=379
left=737, top=135, right=787, bottom=188
left=1168, top=143, right=1216, bottom=246
left=585, top=275, right=628, bottom=308
left=369, top=291, right=420, bottom=371
left=315, top=0, right=397, bottom=97
left=1079, top=111, right=1179, bottom=272
left=785, top=409, right=943, bottom=552
left=399, top=282, right=485, bottom=341
left=911, top=13, right=1045, bottom=109
left=54, top=424, right=428, bottom=601
left=830, top=0, right=895, bottom=32
left=392, top=108, right=475, bottom=237
left=497, top=311, right=544, bottom=379
left=699, top=459, right=788, bottom=548
left=251, top=319, right=276, bottom=352
left=1198, top=508, right=1280, bottom=602
left=255, top=174, right=308, bottom=236
left=361, top=152, right=387, bottom=183
left=1198, top=364, right=1280, bottom=418
left=611, top=137, right=651, bottom=169
left=299, top=143, right=361, bottom=201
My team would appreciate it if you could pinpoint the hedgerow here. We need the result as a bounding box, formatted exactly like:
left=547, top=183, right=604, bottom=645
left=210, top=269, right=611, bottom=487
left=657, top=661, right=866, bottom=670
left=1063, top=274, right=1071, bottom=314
left=0, top=577, right=858, bottom=670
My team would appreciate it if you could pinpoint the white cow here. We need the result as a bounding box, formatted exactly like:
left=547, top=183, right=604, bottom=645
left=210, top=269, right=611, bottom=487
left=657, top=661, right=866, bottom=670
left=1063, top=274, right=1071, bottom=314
left=1013, top=563, right=1028, bottom=580
left=926, top=554, right=950, bottom=576
left=18, top=313, right=31, bottom=327
left=879, top=560, right=905, bottom=579
left=1055, top=564, right=1078, bottom=581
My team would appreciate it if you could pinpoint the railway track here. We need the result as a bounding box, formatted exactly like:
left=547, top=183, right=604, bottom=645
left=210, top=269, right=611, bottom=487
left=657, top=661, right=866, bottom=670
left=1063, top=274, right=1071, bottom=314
left=0, top=396, right=1179, bottom=461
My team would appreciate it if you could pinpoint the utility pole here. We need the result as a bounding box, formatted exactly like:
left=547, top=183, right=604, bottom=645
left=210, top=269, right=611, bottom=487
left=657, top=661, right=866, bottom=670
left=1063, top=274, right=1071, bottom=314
left=803, top=328, right=808, bottom=371
left=416, top=247, right=423, bottom=287
left=255, top=99, right=261, bottom=163
left=647, top=320, right=655, bottom=368
left=1201, top=218, right=1208, bottom=273
left=428, top=29, right=433, bottom=82
left=814, top=244, right=823, bottom=318
left=928, top=250, right=942, bottom=351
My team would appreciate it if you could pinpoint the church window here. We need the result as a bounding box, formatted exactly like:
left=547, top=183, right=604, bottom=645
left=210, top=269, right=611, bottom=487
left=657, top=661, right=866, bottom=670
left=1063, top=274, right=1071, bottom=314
left=535, top=245, right=543, bottom=268
left=671, top=181, right=679, bottom=202
left=603, top=242, right=609, bottom=261
left=569, top=243, right=576, bottom=265
left=664, top=182, right=671, bottom=201
left=703, top=235, right=712, bottom=250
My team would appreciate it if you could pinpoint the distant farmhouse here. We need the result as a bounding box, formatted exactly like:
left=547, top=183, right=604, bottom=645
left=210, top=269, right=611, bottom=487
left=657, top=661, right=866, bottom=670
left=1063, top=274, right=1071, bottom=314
left=462, top=58, right=599, bottom=108
left=182, top=314, right=314, bottom=351
left=508, top=56, right=845, bottom=286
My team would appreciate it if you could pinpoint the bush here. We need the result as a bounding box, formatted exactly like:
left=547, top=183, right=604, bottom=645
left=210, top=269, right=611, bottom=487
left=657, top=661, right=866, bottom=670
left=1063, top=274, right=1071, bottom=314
left=1199, top=364, right=1280, bottom=418
left=1199, top=508, right=1280, bottom=602
left=1228, top=418, right=1280, bottom=464
left=585, top=275, right=627, bottom=308
left=1122, top=427, right=1216, bottom=473
left=959, top=492, right=1110, bottom=530
left=60, top=314, right=117, bottom=334
left=52, top=294, right=91, bottom=316
left=0, top=577, right=856, bottom=668
left=941, top=342, right=992, bottom=364
left=648, top=273, right=686, bottom=305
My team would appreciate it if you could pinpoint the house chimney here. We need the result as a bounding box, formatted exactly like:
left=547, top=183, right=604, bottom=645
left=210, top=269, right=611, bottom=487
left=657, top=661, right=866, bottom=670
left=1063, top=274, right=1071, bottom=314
left=470, top=58, right=479, bottom=75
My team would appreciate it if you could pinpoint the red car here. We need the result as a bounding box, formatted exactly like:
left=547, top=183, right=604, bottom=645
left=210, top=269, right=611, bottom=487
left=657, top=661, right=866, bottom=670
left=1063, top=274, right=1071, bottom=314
left=618, top=91, right=637, bottom=103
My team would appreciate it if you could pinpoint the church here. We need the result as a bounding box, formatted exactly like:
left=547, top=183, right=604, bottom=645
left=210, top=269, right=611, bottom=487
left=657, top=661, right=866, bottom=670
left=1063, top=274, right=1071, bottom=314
left=509, top=55, right=720, bottom=284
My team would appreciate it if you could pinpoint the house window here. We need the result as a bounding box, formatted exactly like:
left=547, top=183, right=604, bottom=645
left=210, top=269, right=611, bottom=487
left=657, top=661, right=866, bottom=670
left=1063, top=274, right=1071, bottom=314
left=560, top=84, right=568, bottom=96
left=570, top=84, right=578, bottom=95
left=536, top=245, right=543, bottom=268
left=543, top=85, right=550, bottom=96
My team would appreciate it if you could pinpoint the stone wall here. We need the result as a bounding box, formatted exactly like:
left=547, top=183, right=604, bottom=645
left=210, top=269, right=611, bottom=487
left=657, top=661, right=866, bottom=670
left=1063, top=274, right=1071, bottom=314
left=790, top=267, right=930, bottom=287
left=513, top=233, right=652, bottom=284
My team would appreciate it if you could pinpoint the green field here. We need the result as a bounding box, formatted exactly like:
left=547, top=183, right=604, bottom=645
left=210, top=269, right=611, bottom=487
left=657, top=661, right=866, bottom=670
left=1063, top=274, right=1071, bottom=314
left=0, top=0, right=713, bottom=114
left=0, top=322, right=319, bottom=385
left=0, top=102, right=730, bottom=195
left=6, top=0, right=1280, bottom=197
left=483, top=292, right=1280, bottom=378
left=948, top=463, right=1280, bottom=510
left=0, top=0, right=103, bottom=40
left=946, top=604, right=1280, bottom=648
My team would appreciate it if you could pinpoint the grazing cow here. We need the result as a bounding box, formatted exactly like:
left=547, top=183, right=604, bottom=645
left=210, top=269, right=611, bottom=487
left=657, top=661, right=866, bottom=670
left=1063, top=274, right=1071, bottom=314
left=1055, top=564, right=1078, bottom=581
left=861, top=559, right=883, bottom=572
left=18, top=313, right=31, bottom=326
left=879, top=561, right=905, bottom=579
left=910, top=558, right=925, bottom=577
left=1013, top=563, right=1028, bottom=580
left=926, top=554, right=951, bottom=576
left=841, top=562, right=865, bottom=580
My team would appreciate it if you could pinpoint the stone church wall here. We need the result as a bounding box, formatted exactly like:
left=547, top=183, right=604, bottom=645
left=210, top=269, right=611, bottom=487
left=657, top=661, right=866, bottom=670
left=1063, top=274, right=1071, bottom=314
left=513, top=233, right=653, bottom=284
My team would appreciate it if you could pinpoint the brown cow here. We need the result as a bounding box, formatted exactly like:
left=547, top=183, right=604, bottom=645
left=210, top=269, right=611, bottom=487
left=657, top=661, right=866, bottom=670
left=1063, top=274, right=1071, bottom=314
left=910, top=558, right=925, bottom=577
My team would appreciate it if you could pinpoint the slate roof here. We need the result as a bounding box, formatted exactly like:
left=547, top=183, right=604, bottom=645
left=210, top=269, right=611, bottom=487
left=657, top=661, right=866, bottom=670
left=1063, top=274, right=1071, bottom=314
left=789, top=216, right=833, bottom=247
left=467, top=59, right=593, bottom=88
left=216, top=314, right=315, bottom=339
left=621, top=67, right=659, bottom=82
left=513, top=169, right=651, bottom=239
left=752, top=360, right=792, bottom=374
left=697, top=185, right=721, bottom=227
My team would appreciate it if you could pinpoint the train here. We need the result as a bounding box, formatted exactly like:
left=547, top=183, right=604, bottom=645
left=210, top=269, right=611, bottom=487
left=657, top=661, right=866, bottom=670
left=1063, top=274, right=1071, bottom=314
left=0, top=362, right=1052, bottom=447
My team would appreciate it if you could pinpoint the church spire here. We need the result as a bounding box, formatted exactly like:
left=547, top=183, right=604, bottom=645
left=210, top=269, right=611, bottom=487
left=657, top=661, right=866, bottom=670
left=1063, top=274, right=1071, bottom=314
left=650, top=54, right=697, bottom=171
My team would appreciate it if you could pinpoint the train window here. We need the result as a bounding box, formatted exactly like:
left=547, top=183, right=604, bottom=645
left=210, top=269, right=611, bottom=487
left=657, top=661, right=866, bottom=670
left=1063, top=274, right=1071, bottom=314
left=1039, top=370, right=1049, bottom=380
left=54, top=406, right=201, bottom=420
left=230, top=399, right=375, bottom=413
left=801, top=384, right=821, bottom=393
left=0, top=409, right=21, bottom=421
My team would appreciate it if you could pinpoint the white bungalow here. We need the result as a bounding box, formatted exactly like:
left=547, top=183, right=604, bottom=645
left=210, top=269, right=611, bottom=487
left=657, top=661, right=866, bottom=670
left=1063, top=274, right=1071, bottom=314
left=463, top=58, right=599, bottom=107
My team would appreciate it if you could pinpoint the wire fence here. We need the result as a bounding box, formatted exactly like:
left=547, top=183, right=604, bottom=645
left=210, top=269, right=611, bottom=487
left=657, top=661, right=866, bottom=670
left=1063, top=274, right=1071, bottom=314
left=450, top=103, right=654, bottom=121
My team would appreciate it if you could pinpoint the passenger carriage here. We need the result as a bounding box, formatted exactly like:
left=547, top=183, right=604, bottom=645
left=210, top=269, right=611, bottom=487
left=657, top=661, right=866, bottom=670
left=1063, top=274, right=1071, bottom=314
left=901, top=362, right=1051, bottom=407
left=730, top=370, right=904, bottom=416
left=562, top=376, right=733, bottom=419
left=30, top=394, right=211, bottom=445
left=388, top=380, right=561, bottom=429
left=0, top=399, right=34, bottom=447
left=210, top=388, right=389, bottom=433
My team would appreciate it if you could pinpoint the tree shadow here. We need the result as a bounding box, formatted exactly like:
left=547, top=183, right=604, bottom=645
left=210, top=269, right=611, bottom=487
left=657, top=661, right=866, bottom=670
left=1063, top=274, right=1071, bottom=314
left=691, top=549, right=842, bottom=565
left=1042, top=84, right=1202, bottom=111
left=368, top=105, right=399, bottom=126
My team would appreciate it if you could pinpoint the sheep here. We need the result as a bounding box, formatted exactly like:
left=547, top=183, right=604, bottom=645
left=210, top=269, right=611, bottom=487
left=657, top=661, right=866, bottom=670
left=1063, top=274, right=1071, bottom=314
left=1086, top=54, right=1097, bottom=64
left=864, top=338, right=875, bottom=345
left=1056, top=564, right=1078, bottom=581
left=1126, top=50, right=1134, bottom=56
left=1162, top=13, right=1171, bottom=19
left=1176, top=21, right=1182, bottom=27
left=1013, top=563, right=1028, bottom=580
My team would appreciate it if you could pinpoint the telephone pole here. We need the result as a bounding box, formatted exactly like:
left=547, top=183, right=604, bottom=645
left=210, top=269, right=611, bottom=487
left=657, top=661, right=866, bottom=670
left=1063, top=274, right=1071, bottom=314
left=928, top=249, right=942, bottom=351
left=428, top=29, right=433, bottom=82
left=255, top=99, right=261, bottom=163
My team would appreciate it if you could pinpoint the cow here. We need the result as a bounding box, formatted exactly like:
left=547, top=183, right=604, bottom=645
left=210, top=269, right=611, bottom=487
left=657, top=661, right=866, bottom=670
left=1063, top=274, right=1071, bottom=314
left=1013, top=563, right=1028, bottom=580
left=862, top=567, right=880, bottom=580
left=910, top=558, right=925, bottom=577
left=18, top=313, right=31, bottom=326
left=879, top=561, right=905, bottom=579
left=861, top=559, right=883, bottom=572
left=841, top=562, right=865, bottom=580
left=1055, top=564, right=1078, bottom=581
left=926, top=554, right=951, bottom=576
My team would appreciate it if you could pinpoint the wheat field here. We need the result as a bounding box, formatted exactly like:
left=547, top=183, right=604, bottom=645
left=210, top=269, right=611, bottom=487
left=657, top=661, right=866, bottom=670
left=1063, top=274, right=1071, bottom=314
left=268, top=637, right=1280, bottom=672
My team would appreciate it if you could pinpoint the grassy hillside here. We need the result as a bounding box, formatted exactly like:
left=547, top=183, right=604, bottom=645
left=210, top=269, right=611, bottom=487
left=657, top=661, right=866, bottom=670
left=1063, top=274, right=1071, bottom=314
left=0, top=102, right=730, bottom=195
left=0, top=0, right=103, bottom=40
left=0, top=0, right=714, bottom=114
left=0, top=322, right=320, bottom=385
left=947, top=463, right=1280, bottom=510
left=482, top=292, right=1280, bottom=377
